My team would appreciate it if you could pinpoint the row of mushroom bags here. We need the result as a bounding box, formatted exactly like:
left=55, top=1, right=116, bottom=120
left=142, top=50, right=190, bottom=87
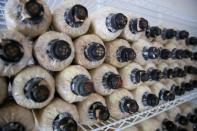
left=1, top=0, right=197, bottom=74
left=1, top=29, right=197, bottom=75
left=0, top=0, right=197, bottom=131
left=124, top=102, right=197, bottom=131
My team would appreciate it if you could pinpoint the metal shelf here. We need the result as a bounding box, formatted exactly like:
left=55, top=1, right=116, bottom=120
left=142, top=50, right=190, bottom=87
left=79, top=89, right=197, bottom=131
left=0, top=0, right=197, bottom=130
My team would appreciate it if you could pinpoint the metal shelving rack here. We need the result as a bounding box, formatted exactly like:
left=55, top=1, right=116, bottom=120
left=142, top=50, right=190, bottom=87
left=1, top=0, right=197, bottom=131
left=79, top=89, right=197, bottom=131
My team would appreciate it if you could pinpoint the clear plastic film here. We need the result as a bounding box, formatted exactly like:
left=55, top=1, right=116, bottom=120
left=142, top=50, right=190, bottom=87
left=119, top=62, right=144, bottom=90
left=12, top=65, right=55, bottom=109
left=161, top=79, right=179, bottom=91
left=157, top=62, right=175, bottom=81
left=122, top=126, right=139, bottom=131
left=144, top=62, right=158, bottom=86
left=4, top=0, right=52, bottom=38
left=156, top=113, right=180, bottom=131
left=141, top=25, right=162, bottom=43
left=144, top=61, right=157, bottom=70
left=179, top=102, right=197, bottom=127
left=151, top=82, right=175, bottom=101
left=0, top=102, right=36, bottom=131
left=90, top=63, right=121, bottom=96
left=105, top=38, right=136, bottom=68
left=0, top=29, right=32, bottom=76
left=170, top=29, right=189, bottom=48
left=121, top=13, right=149, bottom=42
left=34, top=31, right=74, bottom=71
left=131, top=39, right=156, bottom=66
left=153, top=27, right=175, bottom=45
left=74, top=34, right=106, bottom=69
left=179, top=102, right=193, bottom=116
left=156, top=112, right=169, bottom=122
left=52, top=0, right=91, bottom=38
left=166, top=106, right=181, bottom=121
left=34, top=98, right=79, bottom=131
left=56, top=65, right=93, bottom=103
left=90, top=7, right=127, bottom=41
left=132, top=85, right=153, bottom=111
left=137, top=118, right=161, bottom=131
left=174, top=77, right=184, bottom=87
left=77, top=93, right=107, bottom=125
left=165, top=41, right=181, bottom=65
left=157, top=62, right=169, bottom=71
left=150, top=82, right=167, bottom=97
left=105, top=88, right=137, bottom=119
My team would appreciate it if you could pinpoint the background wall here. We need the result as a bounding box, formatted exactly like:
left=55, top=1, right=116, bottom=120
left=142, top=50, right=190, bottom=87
left=101, top=0, right=197, bottom=36
left=152, top=0, right=197, bottom=19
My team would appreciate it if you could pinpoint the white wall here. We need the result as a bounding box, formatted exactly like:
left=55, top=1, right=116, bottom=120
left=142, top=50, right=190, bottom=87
left=102, top=0, right=197, bottom=36
left=152, top=0, right=197, bottom=20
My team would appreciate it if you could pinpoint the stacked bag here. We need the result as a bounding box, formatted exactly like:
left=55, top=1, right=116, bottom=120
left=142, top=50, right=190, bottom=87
left=0, top=0, right=197, bottom=131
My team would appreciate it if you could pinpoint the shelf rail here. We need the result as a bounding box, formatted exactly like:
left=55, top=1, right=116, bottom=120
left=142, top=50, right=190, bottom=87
left=79, top=89, right=197, bottom=131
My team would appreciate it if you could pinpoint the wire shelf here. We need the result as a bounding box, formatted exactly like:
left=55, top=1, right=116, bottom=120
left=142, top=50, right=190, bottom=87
left=79, top=89, right=197, bottom=131
left=0, top=1, right=197, bottom=130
